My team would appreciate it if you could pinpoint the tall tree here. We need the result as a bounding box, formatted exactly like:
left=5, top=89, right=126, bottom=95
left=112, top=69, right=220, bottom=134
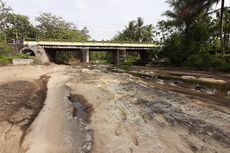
left=113, top=17, right=155, bottom=43
left=0, top=0, right=11, bottom=42
left=165, top=0, right=226, bottom=54
left=135, top=17, right=144, bottom=41
left=193, top=0, right=225, bottom=54
left=36, top=12, right=90, bottom=41
left=0, top=0, right=11, bottom=31
left=5, top=13, right=37, bottom=41
left=142, top=25, right=155, bottom=42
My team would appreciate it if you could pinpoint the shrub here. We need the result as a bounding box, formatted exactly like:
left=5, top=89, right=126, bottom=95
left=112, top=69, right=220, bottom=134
left=186, top=52, right=230, bottom=72
left=119, top=55, right=137, bottom=70
left=0, top=56, right=13, bottom=65
left=14, top=53, right=32, bottom=59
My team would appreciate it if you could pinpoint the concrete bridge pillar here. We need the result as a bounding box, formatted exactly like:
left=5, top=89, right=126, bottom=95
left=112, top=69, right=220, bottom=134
left=119, top=49, right=127, bottom=63
left=112, top=49, right=127, bottom=65
left=140, top=50, right=150, bottom=65
left=112, top=50, right=119, bottom=65
left=81, top=49, right=90, bottom=63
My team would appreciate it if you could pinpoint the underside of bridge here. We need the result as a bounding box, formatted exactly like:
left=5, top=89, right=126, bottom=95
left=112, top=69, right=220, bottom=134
left=44, top=49, right=150, bottom=65
left=20, top=48, right=151, bottom=65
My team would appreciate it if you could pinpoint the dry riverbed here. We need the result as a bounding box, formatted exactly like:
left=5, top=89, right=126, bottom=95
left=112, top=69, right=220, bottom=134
left=0, top=64, right=229, bottom=153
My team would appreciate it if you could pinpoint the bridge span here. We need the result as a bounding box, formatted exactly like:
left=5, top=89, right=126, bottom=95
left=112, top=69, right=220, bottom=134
left=21, top=40, right=159, bottom=64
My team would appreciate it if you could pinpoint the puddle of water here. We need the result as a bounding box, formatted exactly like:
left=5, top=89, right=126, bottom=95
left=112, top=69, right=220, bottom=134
left=68, top=94, right=91, bottom=122
left=72, top=100, right=88, bottom=120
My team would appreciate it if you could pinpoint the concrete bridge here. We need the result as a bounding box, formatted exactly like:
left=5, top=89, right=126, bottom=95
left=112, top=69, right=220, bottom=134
left=21, top=40, right=159, bottom=64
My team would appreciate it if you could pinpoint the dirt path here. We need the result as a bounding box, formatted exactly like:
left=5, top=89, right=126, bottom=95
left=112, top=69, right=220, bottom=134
left=0, top=65, right=229, bottom=153
left=19, top=72, right=90, bottom=153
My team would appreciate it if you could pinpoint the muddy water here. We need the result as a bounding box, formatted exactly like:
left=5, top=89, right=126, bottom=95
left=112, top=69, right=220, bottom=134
left=68, top=94, right=91, bottom=121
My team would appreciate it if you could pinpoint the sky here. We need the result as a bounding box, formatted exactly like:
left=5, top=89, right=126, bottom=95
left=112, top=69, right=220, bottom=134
left=6, top=0, right=230, bottom=41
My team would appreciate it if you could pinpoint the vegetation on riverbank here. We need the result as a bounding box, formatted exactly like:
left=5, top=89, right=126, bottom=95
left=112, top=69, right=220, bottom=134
left=156, top=0, right=230, bottom=72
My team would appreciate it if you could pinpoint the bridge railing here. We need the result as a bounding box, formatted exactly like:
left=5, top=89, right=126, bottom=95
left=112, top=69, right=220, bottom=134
left=24, top=38, right=159, bottom=45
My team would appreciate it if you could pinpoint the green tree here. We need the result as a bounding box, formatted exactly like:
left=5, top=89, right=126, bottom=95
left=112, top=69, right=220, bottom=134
left=113, top=17, right=155, bottom=43
left=0, top=0, right=11, bottom=32
left=223, top=9, right=230, bottom=52
left=4, top=13, right=37, bottom=41
left=160, top=13, right=217, bottom=65
left=36, top=12, right=90, bottom=41
left=165, top=0, right=226, bottom=54
left=0, top=0, right=11, bottom=42
left=199, top=0, right=225, bottom=55
left=142, top=24, right=155, bottom=42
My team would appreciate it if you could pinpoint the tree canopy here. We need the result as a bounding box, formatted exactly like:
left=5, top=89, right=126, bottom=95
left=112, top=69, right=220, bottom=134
left=156, top=0, right=230, bottom=71
left=113, top=17, right=155, bottom=43
left=35, top=12, right=90, bottom=41
left=0, top=0, right=90, bottom=42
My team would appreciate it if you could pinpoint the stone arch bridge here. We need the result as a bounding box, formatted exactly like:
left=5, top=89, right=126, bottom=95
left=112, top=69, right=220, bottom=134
left=21, top=40, right=159, bottom=64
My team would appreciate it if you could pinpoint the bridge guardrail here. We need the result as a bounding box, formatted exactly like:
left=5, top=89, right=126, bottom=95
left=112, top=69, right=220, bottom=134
left=24, top=38, right=159, bottom=45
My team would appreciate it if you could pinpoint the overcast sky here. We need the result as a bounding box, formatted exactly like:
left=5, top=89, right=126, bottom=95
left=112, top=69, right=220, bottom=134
left=6, top=0, right=230, bottom=40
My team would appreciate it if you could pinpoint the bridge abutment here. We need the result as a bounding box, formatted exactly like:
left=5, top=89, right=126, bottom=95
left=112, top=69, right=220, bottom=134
left=20, top=46, right=50, bottom=64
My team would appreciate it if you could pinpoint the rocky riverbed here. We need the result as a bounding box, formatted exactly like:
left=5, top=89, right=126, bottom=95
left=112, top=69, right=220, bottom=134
left=0, top=64, right=229, bottom=153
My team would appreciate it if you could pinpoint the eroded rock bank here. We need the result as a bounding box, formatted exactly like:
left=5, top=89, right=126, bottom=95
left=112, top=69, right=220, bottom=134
left=0, top=75, right=48, bottom=153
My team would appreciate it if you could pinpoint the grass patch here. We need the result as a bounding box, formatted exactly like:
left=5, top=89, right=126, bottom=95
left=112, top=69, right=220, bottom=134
left=0, top=53, right=33, bottom=65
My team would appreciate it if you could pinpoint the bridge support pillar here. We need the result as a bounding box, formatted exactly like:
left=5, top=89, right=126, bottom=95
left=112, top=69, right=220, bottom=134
left=81, top=49, right=90, bottom=63
left=112, top=50, right=119, bottom=65
left=119, top=49, right=127, bottom=63
left=112, top=49, right=127, bottom=65
left=140, top=50, right=149, bottom=65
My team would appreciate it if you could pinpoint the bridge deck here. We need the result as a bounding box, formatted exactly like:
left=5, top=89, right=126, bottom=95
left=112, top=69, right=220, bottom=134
left=23, top=41, right=159, bottom=49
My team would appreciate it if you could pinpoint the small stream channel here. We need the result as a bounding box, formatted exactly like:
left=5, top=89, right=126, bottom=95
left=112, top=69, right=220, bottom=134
left=67, top=94, right=92, bottom=122
left=109, top=67, right=230, bottom=107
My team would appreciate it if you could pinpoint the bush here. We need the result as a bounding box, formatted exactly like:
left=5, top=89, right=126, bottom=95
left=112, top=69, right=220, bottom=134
left=119, top=55, right=136, bottom=70
left=161, top=33, right=188, bottom=66
left=186, top=52, right=230, bottom=72
left=0, top=42, right=13, bottom=55
left=0, top=56, right=13, bottom=65
left=14, top=53, right=32, bottom=59
left=90, top=52, right=111, bottom=63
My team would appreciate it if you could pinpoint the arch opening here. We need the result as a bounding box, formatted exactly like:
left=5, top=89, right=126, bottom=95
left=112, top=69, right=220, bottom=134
left=21, top=49, right=36, bottom=56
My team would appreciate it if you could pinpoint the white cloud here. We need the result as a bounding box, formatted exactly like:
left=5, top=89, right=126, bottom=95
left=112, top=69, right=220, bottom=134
left=73, top=0, right=89, bottom=11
